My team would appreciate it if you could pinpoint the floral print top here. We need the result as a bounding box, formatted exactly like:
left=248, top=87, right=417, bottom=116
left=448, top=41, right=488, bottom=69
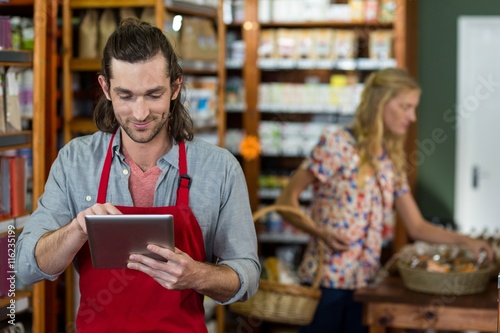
left=298, top=127, right=409, bottom=289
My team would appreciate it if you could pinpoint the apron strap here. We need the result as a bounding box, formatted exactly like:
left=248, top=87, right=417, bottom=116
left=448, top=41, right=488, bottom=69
left=97, top=133, right=116, bottom=204
left=176, top=141, right=190, bottom=206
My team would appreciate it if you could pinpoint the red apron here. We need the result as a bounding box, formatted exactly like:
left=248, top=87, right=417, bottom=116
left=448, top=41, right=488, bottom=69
left=75, top=135, right=207, bottom=332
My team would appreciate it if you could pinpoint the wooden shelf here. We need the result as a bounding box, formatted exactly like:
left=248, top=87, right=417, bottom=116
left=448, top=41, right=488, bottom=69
left=0, top=215, right=29, bottom=237
left=0, top=50, right=33, bottom=66
left=70, top=59, right=100, bottom=71
left=228, top=19, right=393, bottom=29
left=69, top=58, right=219, bottom=73
left=68, top=118, right=97, bottom=133
left=0, top=0, right=50, bottom=331
left=0, top=61, right=32, bottom=67
left=70, top=0, right=156, bottom=8
left=260, top=21, right=393, bottom=29
left=165, top=0, right=217, bottom=19
left=0, top=0, right=34, bottom=6
left=235, top=0, right=417, bottom=214
left=0, top=290, right=32, bottom=308
left=257, top=57, right=397, bottom=71
left=181, top=60, right=218, bottom=74
left=0, top=131, right=32, bottom=151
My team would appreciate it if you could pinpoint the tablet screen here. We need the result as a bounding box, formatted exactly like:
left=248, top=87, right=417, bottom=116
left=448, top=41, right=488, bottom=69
left=85, top=214, right=174, bottom=269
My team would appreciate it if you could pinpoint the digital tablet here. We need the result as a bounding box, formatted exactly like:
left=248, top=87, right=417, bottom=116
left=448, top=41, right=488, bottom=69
left=85, top=214, right=174, bottom=269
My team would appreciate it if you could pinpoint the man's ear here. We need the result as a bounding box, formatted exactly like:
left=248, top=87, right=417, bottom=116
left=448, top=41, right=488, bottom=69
left=171, top=77, right=182, bottom=100
left=98, top=75, right=111, bottom=100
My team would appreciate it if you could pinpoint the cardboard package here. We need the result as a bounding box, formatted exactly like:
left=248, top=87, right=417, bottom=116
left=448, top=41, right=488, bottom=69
left=179, top=17, right=218, bottom=61
left=5, top=69, right=22, bottom=132
left=119, top=8, right=138, bottom=21
left=78, top=9, right=99, bottom=59
left=98, top=9, right=117, bottom=57
left=314, top=29, right=335, bottom=59
left=164, top=13, right=181, bottom=55
left=369, top=30, right=393, bottom=59
left=0, top=71, right=5, bottom=133
left=258, top=29, right=276, bottom=58
left=276, top=29, right=297, bottom=59
left=332, top=30, right=357, bottom=59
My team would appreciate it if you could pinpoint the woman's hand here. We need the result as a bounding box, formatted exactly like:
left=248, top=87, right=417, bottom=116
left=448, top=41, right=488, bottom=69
left=319, top=227, right=350, bottom=252
left=463, top=237, right=495, bottom=263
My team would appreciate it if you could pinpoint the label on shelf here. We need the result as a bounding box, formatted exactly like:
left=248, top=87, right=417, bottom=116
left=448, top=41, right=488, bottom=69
left=225, top=58, right=244, bottom=69
left=357, top=58, right=380, bottom=70
left=335, top=59, right=357, bottom=70
left=225, top=103, right=245, bottom=113
left=278, top=58, right=296, bottom=69
left=258, top=58, right=278, bottom=69
left=379, top=58, right=397, bottom=68
left=316, top=59, right=335, bottom=69
left=296, top=59, right=316, bottom=69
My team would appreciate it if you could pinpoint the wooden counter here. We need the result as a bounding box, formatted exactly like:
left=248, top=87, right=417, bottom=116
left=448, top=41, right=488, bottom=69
left=354, top=276, right=497, bottom=333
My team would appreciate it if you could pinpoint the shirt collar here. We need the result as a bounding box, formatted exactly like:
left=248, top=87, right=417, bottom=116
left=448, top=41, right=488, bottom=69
left=162, top=140, right=180, bottom=171
left=111, top=128, right=121, bottom=157
left=111, top=128, right=181, bottom=171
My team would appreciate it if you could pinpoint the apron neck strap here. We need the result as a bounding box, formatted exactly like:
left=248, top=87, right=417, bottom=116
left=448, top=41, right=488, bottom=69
left=97, top=133, right=116, bottom=204
left=176, top=141, right=190, bottom=206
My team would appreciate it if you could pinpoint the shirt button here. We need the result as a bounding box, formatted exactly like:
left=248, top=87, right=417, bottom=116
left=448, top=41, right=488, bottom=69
left=85, top=195, right=92, bottom=202
left=123, top=169, right=129, bottom=175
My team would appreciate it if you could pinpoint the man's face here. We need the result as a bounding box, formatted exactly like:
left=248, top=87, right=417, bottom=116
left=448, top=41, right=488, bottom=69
left=98, top=53, right=180, bottom=144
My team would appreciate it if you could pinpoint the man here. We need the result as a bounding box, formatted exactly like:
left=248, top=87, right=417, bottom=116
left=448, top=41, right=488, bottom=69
left=16, top=18, right=260, bottom=332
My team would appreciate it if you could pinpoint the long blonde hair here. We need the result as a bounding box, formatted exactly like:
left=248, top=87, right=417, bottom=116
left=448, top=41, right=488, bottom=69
left=351, top=68, right=420, bottom=180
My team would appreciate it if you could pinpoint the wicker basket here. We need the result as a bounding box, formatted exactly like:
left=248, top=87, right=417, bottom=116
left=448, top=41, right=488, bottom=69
left=229, top=205, right=324, bottom=325
left=397, top=260, right=495, bottom=296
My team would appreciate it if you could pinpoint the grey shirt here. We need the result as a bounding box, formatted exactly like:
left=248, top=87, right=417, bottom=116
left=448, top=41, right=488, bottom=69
left=16, top=130, right=260, bottom=304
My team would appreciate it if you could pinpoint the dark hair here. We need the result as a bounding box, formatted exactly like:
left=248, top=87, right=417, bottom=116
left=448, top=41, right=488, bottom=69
left=93, top=18, right=194, bottom=142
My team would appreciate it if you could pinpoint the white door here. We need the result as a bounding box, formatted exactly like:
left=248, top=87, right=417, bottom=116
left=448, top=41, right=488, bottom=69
left=455, top=17, right=500, bottom=235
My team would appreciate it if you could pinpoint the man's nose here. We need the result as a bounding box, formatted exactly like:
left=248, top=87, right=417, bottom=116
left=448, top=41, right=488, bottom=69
left=133, top=98, right=148, bottom=120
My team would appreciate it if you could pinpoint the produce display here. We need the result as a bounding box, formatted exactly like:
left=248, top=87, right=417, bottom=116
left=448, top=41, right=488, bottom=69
left=396, top=242, right=494, bottom=295
left=399, top=241, right=489, bottom=273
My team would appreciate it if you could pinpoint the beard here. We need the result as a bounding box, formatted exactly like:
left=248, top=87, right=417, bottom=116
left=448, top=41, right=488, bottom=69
left=117, top=113, right=169, bottom=144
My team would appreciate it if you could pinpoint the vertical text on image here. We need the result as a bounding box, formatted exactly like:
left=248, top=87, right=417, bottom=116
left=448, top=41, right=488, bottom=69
left=6, top=224, right=18, bottom=325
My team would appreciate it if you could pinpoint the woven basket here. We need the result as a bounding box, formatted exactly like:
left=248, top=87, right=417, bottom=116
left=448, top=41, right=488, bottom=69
left=229, top=205, right=324, bottom=325
left=397, top=260, right=495, bottom=296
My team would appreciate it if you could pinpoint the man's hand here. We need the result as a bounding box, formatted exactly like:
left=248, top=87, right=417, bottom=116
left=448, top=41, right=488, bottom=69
left=127, top=245, right=199, bottom=290
left=127, top=245, right=241, bottom=302
left=73, top=202, right=122, bottom=235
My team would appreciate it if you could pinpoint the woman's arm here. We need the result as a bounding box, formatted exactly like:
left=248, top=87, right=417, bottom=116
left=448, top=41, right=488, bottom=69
left=275, top=169, right=349, bottom=251
left=276, top=169, right=322, bottom=237
left=395, top=192, right=493, bottom=261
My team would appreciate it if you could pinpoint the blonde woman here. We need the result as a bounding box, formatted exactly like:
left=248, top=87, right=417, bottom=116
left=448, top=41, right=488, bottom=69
left=276, top=68, right=493, bottom=333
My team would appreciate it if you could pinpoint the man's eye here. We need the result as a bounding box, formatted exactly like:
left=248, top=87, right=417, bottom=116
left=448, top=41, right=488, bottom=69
left=119, top=95, right=132, bottom=100
left=148, top=95, right=162, bottom=99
